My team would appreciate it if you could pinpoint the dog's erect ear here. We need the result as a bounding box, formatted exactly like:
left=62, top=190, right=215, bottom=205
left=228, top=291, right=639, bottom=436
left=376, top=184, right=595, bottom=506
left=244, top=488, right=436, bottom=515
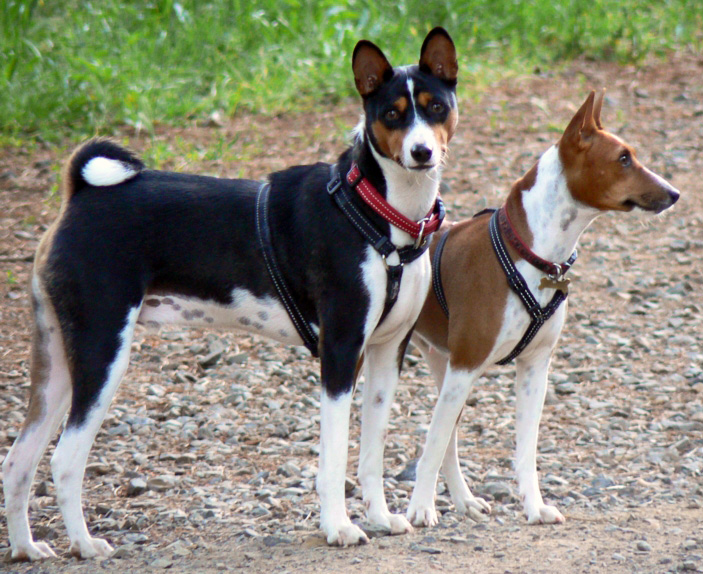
left=563, top=91, right=598, bottom=148
left=593, top=88, right=605, bottom=129
left=419, top=27, right=458, bottom=85
left=353, top=40, right=393, bottom=97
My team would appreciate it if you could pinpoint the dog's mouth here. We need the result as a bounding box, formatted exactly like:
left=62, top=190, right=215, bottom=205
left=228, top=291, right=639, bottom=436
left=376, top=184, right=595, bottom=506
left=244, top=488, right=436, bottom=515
left=622, top=193, right=679, bottom=214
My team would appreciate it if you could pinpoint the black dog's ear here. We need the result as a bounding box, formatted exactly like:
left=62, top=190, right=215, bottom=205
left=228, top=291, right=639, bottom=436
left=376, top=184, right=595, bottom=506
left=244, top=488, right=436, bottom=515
left=352, top=40, right=393, bottom=97
left=419, top=27, right=458, bottom=85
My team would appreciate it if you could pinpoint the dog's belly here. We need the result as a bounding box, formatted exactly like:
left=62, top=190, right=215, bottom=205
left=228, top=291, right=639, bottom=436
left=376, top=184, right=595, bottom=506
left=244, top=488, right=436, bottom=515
left=137, top=288, right=306, bottom=346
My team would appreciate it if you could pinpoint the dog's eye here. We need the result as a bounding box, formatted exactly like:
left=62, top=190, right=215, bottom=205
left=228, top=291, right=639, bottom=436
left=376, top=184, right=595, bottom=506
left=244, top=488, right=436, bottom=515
left=430, top=102, right=445, bottom=114
left=619, top=151, right=631, bottom=167
left=385, top=109, right=399, bottom=121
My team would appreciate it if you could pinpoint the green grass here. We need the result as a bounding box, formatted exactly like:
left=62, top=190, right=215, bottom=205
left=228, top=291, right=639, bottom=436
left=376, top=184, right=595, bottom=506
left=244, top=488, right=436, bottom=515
left=1, top=0, right=701, bottom=142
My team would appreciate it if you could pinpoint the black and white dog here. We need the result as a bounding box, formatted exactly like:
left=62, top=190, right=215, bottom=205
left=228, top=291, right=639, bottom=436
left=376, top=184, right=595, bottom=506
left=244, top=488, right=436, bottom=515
left=2, top=28, right=458, bottom=559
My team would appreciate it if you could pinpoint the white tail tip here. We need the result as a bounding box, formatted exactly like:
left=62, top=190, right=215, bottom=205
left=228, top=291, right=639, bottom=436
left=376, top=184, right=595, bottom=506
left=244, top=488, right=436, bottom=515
left=81, top=157, right=138, bottom=187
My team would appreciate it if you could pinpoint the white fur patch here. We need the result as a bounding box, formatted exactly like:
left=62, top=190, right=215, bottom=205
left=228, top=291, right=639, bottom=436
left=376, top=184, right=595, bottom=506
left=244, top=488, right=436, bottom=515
left=81, top=157, right=137, bottom=187
left=137, top=288, right=306, bottom=346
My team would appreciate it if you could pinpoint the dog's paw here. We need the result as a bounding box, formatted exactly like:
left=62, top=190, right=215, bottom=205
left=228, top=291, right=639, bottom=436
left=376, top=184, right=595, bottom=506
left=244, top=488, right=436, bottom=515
left=325, top=523, right=370, bottom=547
left=387, top=513, right=414, bottom=535
left=526, top=504, right=565, bottom=525
left=69, top=536, right=114, bottom=559
left=9, top=541, right=57, bottom=562
left=406, top=500, right=439, bottom=528
left=454, top=494, right=491, bottom=517
left=366, top=510, right=415, bottom=536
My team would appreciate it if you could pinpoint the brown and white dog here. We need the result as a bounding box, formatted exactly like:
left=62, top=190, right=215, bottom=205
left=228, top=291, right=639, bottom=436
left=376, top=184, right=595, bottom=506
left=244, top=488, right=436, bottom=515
left=405, top=91, right=680, bottom=527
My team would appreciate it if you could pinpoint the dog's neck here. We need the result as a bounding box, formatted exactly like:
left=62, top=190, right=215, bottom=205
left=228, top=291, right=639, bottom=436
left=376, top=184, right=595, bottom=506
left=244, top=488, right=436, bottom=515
left=505, top=144, right=601, bottom=265
left=353, top=128, right=441, bottom=247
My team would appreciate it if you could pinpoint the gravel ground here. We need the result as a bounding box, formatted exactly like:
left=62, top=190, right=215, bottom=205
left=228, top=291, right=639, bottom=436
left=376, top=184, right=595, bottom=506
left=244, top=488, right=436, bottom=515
left=1, top=54, right=702, bottom=573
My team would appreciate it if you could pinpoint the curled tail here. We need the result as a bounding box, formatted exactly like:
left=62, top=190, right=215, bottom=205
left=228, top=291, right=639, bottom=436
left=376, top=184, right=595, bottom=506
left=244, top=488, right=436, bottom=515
left=62, top=138, right=144, bottom=201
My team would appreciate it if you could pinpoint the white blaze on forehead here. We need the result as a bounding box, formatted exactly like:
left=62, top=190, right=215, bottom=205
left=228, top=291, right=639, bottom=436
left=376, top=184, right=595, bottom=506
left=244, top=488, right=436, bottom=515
left=401, top=77, right=440, bottom=169
left=82, top=157, right=137, bottom=187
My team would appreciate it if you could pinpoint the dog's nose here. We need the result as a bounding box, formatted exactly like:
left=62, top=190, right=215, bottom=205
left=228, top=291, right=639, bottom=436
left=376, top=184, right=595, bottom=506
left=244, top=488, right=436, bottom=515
left=668, top=189, right=680, bottom=205
left=411, top=143, right=432, bottom=164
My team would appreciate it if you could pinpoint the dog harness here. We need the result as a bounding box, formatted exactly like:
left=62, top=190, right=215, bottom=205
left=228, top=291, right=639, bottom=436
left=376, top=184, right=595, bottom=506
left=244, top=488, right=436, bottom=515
left=432, top=207, right=577, bottom=365
left=327, top=163, right=444, bottom=323
left=256, top=164, right=444, bottom=357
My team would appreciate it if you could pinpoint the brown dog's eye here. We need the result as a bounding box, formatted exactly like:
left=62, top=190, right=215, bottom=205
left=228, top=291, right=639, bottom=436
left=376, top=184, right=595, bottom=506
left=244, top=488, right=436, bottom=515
left=385, top=109, right=399, bottom=121
left=619, top=151, right=631, bottom=167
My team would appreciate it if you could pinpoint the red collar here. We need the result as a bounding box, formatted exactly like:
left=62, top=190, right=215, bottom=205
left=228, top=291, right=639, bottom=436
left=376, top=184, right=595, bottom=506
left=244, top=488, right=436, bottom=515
left=346, top=163, right=443, bottom=241
left=498, top=206, right=576, bottom=277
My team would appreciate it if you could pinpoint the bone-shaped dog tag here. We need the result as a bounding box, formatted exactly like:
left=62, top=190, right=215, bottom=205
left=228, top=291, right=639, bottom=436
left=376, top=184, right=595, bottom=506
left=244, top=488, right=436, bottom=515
left=539, top=276, right=570, bottom=294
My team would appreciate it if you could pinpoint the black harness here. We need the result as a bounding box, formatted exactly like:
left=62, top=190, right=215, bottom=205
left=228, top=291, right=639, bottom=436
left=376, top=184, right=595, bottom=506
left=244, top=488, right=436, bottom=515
left=432, top=208, right=577, bottom=365
left=256, top=164, right=444, bottom=357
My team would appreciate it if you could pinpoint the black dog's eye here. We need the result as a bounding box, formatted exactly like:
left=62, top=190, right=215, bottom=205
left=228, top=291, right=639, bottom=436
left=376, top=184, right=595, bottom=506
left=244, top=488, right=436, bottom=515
left=430, top=101, right=445, bottom=114
left=619, top=151, right=631, bottom=167
left=385, top=109, right=399, bottom=121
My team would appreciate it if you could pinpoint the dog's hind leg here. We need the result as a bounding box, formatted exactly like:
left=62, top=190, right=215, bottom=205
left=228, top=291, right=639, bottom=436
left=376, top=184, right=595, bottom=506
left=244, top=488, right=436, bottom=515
left=3, top=280, right=72, bottom=561
left=515, top=351, right=565, bottom=525
left=358, top=333, right=414, bottom=536
left=50, top=304, right=141, bottom=558
left=407, top=363, right=482, bottom=527
left=418, top=342, right=491, bottom=518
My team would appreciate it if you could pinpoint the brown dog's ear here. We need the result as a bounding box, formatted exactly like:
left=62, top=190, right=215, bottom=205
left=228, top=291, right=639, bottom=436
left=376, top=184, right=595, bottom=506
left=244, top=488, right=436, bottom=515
left=563, top=91, right=598, bottom=148
left=419, top=27, right=458, bottom=84
left=593, top=88, right=605, bottom=129
left=352, top=40, right=393, bottom=97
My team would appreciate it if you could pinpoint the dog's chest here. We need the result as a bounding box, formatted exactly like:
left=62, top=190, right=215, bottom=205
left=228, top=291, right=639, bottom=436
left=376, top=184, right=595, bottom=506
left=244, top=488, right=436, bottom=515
left=363, top=246, right=431, bottom=345
left=491, top=262, right=567, bottom=361
left=137, top=288, right=306, bottom=345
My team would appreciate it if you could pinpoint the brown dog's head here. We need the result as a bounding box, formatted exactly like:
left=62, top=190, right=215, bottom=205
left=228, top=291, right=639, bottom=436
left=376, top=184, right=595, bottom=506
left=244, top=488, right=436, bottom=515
left=559, top=90, right=679, bottom=213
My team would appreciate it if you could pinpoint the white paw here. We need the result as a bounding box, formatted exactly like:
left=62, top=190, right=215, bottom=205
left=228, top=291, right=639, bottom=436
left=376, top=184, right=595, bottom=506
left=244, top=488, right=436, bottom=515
left=406, top=499, right=439, bottom=528
left=387, top=513, right=414, bottom=535
left=325, top=523, right=369, bottom=547
left=454, top=494, right=492, bottom=516
left=69, top=536, right=114, bottom=559
left=367, top=507, right=414, bottom=535
left=10, top=541, right=57, bottom=561
left=526, top=504, right=565, bottom=525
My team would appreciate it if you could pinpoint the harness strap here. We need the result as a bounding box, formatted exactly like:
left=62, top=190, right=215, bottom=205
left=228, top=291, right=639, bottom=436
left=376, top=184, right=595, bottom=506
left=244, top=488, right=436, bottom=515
left=327, top=164, right=439, bottom=322
left=432, top=228, right=451, bottom=318
left=256, top=182, right=319, bottom=356
left=488, top=210, right=567, bottom=365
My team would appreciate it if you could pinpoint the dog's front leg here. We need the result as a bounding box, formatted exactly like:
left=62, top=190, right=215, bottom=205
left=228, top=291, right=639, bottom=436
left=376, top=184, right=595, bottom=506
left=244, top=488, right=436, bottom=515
left=357, top=336, right=414, bottom=536
left=515, top=351, right=565, bottom=525
left=407, top=364, right=481, bottom=527
left=317, top=332, right=369, bottom=546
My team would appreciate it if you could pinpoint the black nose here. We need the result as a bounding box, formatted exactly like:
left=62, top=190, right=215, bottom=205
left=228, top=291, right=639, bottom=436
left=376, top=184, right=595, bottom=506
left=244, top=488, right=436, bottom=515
left=411, top=144, right=432, bottom=164
left=669, top=189, right=680, bottom=205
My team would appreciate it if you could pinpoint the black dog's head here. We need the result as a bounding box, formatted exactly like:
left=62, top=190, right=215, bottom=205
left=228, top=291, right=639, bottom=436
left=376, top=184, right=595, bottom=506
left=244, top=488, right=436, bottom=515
left=352, top=27, right=458, bottom=172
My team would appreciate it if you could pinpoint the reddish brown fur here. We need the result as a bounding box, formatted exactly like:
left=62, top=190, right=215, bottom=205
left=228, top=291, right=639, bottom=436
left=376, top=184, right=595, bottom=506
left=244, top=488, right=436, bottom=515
left=418, top=92, right=433, bottom=108
left=415, top=216, right=516, bottom=371
left=372, top=120, right=407, bottom=164
left=393, top=97, right=408, bottom=113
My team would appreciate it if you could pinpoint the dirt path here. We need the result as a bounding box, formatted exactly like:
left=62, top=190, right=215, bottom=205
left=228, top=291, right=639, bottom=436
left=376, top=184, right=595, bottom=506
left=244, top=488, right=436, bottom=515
left=1, top=54, right=702, bottom=573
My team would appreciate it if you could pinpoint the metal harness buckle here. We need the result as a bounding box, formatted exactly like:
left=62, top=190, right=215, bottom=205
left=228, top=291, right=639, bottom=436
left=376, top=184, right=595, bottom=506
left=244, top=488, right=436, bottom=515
left=414, top=218, right=428, bottom=249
